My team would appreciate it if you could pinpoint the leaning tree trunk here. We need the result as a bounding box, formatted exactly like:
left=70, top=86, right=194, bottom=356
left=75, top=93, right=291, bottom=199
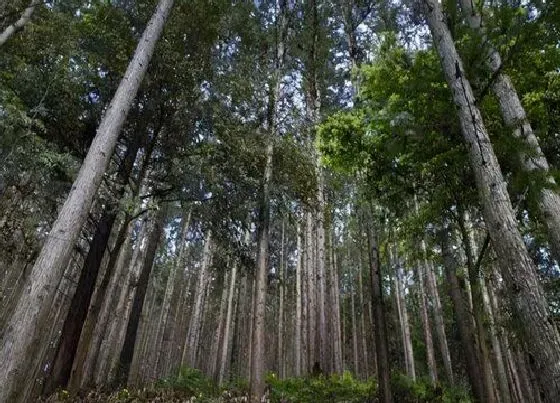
left=42, top=128, right=142, bottom=396
left=0, top=0, right=40, bottom=47
left=423, top=1, right=560, bottom=400
left=0, top=1, right=174, bottom=400
left=459, top=0, right=560, bottom=264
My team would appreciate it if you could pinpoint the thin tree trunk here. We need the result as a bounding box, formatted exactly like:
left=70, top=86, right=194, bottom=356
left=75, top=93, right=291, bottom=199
left=358, top=254, right=369, bottom=378
left=392, top=244, right=415, bottom=380
left=330, top=226, right=343, bottom=374
left=294, top=220, right=303, bottom=376
left=218, top=262, right=238, bottom=385
left=210, top=270, right=229, bottom=379
left=482, top=276, right=511, bottom=403
left=183, top=232, right=213, bottom=368
left=423, top=1, right=560, bottom=400
left=277, top=219, right=285, bottom=378
left=114, top=206, right=165, bottom=386
left=366, top=220, right=392, bottom=403
left=305, top=210, right=316, bottom=372
left=459, top=209, right=496, bottom=403
left=440, top=225, right=485, bottom=402
left=152, top=210, right=191, bottom=378
left=0, top=0, right=40, bottom=47
left=0, top=2, right=174, bottom=400
left=425, top=256, right=453, bottom=384
left=351, top=281, right=359, bottom=376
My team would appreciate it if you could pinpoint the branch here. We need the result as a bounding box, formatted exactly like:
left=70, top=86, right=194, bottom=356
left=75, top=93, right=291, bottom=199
left=0, top=0, right=41, bottom=47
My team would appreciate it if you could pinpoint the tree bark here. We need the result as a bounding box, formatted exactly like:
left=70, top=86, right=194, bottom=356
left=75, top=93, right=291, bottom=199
left=277, top=219, right=285, bottom=378
left=366, top=220, right=392, bottom=403
left=294, top=220, right=303, bottom=376
left=0, top=0, right=40, bottom=47
left=458, top=0, right=560, bottom=264
left=441, top=225, right=485, bottom=402
left=218, top=262, right=237, bottom=385
left=0, top=1, right=174, bottom=400
left=423, top=1, right=560, bottom=400
left=42, top=129, right=142, bottom=395
left=183, top=232, right=213, bottom=368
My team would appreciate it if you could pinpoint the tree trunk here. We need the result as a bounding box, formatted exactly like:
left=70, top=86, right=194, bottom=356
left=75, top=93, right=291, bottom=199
left=458, top=210, right=496, bottom=403
left=152, top=210, right=191, bottom=378
left=358, top=254, right=369, bottom=378
left=210, top=270, right=229, bottom=379
left=458, top=0, right=560, bottom=264
left=423, top=1, right=560, bottom=400
left=351, top=281, right=359, bottom=376
left=366, top=220, right=392, bottom=403
left=277, top=219, right=285, bottom=378
left=294, top=220, right=303, bottom=376
left=0, top=2, right=174, bottom=400
left=42, top=130, right=142, bottom=395
left=329, top=226, right=343, bottom=374
left=218, top=262, right=237, bottom=385
left=249, top=140, right=273, bottom=400
left=183, top=232, right=213, bottom=368
left=440, top=225, right=485, bottom=402
left=391, top=244, right=415, bottom=380
left=114, top=206, right=165, bottom=386
left=0, top=0, right=40, bottom=47
left=425, top=256, right=453, bottom=384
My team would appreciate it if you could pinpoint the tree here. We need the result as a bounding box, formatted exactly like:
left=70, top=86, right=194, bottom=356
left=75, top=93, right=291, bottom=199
left=0, top=1, right=175, bottom=400
left=423, top=0, right=560, bottom=400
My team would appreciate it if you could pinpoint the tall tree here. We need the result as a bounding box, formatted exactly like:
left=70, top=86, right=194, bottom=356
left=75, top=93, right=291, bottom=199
left=0, top=1, right=175, bottom=401
left=423, top=1, right=560, bottom=400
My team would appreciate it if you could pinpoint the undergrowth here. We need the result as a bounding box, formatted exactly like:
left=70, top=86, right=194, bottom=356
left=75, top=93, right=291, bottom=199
left=41, top=368, right=472, bottom=402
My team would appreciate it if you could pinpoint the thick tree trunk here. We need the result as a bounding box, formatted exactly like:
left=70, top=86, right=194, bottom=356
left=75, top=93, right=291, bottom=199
left=305, top=210, right=316, bottom=372
left=424, top=1, right=560, bottom=400
left=0, top=0, right=40, bottom=47
left=0, top=2, right=174, bottom=400
left=366, top=222, right=392, bottom=403
left=42, top=130, right=142, bottom=395
left=458, top=0, right=560, bottom=264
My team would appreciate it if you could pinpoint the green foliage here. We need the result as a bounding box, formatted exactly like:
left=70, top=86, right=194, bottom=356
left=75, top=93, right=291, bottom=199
left=266, top=371, right=376, bottom=403
left=390, top=373, right=472, bottom=403
left=156, top=367, right=218, bottom=398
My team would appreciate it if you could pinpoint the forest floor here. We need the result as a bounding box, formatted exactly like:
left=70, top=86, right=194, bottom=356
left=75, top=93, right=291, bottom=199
left=37, top=369, right=471, bottom=402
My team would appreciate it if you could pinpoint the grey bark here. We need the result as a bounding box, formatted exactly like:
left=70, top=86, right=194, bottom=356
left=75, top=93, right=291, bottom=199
left=218, top=262, right=237, bottom=385
left=458, top=0, right=560, bottom=264
left=423, top=1, right=560, bottom=400
left=0, top=0, right=40, bottom=47
left=0, top=1, right=174, bottom=400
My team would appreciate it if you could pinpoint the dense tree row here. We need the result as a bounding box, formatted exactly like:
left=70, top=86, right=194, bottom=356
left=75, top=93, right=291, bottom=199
left=1, top=0, right=560, bottom=402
